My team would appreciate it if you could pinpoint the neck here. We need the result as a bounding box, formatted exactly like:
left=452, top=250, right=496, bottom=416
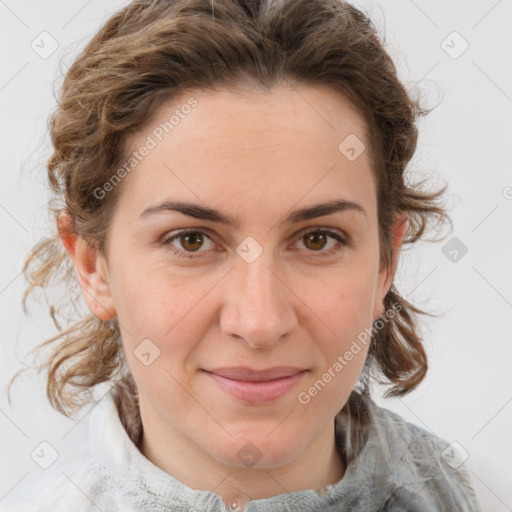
left=137, top=407, right=345, bottom=503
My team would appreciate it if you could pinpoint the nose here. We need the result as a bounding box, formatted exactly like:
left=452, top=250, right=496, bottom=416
left=219, top=256, right=298, bottom=350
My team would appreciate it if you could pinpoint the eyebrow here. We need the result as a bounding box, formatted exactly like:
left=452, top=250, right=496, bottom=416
left=139, top=199, right=367, bottom=227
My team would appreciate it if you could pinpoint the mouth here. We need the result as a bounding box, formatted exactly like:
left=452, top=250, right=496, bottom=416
left=202, top=366, right=307, bottom=404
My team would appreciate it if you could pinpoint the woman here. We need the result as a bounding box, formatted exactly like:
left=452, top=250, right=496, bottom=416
left=6, top=0, right=482, bottom=510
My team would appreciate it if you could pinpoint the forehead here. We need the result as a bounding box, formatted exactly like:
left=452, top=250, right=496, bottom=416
left=117, top=84, right=376, bottom=224
left=130, top=83, right=368, bottom=149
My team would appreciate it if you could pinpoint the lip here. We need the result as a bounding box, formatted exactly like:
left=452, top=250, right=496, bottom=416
left=202, top=367, right=307, bottom=404
left=207, top=366, right=306, bottom=381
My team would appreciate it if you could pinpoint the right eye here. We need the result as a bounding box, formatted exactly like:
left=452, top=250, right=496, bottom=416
left=160, top=229, right=216, bottom=259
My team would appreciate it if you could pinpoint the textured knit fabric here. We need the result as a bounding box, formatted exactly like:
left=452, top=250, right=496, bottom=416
left=3, top=391, right=482, bottom=511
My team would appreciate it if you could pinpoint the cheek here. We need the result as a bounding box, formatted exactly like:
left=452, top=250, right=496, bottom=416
left=110, top=275, right=215, bottom=403
left=298, top=262, right=378, bottom=401
left=110, top=256, right=214, bottom=338
left=305, top=262, right=379, bottom=339
left=115, top=273, right=206, bottom=405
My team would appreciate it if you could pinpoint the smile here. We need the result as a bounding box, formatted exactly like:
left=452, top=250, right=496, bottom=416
left=202, top=367, right=308, bottom=404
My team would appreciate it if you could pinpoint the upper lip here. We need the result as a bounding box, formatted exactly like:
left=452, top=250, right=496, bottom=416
left=204, top=366, right=306, bottom=382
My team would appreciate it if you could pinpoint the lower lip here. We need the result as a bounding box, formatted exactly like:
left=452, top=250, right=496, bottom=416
left=203, top=371, right=307, bottom=404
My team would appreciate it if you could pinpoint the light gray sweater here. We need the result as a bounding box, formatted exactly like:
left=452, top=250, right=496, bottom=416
left=3, top=392, right=482, bottom=511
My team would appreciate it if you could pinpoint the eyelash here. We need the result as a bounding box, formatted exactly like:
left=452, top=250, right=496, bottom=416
left=160, top=227, right=349, bottom=260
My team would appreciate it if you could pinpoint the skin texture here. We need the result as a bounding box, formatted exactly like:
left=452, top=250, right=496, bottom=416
left=59, top=83, right=406, bottom=504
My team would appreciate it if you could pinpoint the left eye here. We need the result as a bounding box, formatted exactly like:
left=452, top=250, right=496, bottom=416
left=296, top=229, right=345, bottom=253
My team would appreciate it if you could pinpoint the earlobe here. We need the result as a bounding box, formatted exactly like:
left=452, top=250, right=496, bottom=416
left=57, top=213, right=117, bottom=321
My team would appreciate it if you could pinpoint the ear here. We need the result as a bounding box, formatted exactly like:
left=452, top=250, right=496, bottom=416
left=373, top=213, right=407, bottom=320
left=57, top=212, right=116, bottom=321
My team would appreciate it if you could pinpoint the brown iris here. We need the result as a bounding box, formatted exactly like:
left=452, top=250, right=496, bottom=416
left=303, top=232, right=327, bottom=251
left=180, top=232, right=204, bottom=251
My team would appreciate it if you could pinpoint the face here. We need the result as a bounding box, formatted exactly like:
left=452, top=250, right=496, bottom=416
left=64, top=84, right=403, bottom=471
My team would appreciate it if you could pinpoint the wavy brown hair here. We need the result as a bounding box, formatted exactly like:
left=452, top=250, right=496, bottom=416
left=9, top=0, right=451, bottom=462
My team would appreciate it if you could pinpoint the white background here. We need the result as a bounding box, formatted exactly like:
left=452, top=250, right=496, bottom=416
left=0, top=0, right=511, bottom=510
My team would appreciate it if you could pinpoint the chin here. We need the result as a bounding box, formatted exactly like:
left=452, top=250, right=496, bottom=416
left=208, top=433, right=305, bottom=470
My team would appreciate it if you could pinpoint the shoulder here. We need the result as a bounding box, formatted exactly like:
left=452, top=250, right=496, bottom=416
left=1, top=453, right=115, bottom=512
left=1, top=396, right=122, bottom=512
left=364, top=397, right=483, bottom=511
